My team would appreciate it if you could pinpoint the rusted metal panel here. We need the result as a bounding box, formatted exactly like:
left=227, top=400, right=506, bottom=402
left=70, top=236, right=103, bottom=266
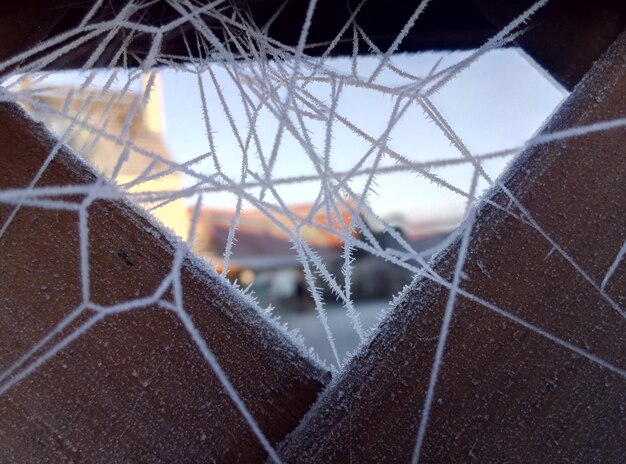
left=0, top=103, right=329, bottom=462
left=277, top=30, right=626, bottom=464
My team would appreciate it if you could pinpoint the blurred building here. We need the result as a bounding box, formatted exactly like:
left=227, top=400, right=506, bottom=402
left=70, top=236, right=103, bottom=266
left=192, top=202, right=456, bottom=308
left=22, top=76, right=190, bottom=239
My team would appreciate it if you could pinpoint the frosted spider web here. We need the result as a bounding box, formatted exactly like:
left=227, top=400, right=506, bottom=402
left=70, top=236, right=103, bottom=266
left=0, top=0, right=624, bottom=462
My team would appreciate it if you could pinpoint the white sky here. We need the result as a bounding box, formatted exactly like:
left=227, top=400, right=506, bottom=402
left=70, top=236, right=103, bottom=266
left=159, top=48, right=565, bottom=221
left=31, top=48, right=565, bottom=223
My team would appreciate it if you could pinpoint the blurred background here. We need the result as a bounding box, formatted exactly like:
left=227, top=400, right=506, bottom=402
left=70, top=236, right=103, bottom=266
left=18, top=48, right=565, bottom=364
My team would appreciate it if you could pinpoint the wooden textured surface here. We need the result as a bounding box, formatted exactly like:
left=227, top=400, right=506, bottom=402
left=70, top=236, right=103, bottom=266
left=0, top=0, right=624, bottom=90
left=471, top=0, right=626, bottom=90
left=0, top=104, right=329, bottom=462
left=277, top=30, right=626, bottom=463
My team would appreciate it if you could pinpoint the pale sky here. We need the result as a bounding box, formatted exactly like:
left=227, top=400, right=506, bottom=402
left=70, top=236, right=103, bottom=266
left=159, top=48, right=565, bottom=221
left=31, top=48, right=566, bottom=223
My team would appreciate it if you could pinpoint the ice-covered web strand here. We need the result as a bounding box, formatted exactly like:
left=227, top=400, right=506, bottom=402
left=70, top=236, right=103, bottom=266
left=205, top=57, right=520, bottom=300
left=293, top=239, right=343, bottom=368
left=602, top=239, right=626, bottom=291
left=410, top=206, right=477, bottom=463
left=3, top=109, right=620, bottom=398
left=419, top=27, right=525, bottom=98
left=78, top=0, right=104, bottom=28
left=195, top=70, right=222, bottom=173
left=164, top=144, right=616, bottom=385
left=298, top=0, right=367, bottom=87
left=224, top=54, right=290, bottom=194
left=312, top=218, right=626, bottom=380
left=234, top=66, right=345, bottom=220
left=354, top=24, right=433, bottom=83
left=424, top=0, right=550, bottom=97
left=0, top=312, right=106, bottom=397
left=79, top=195, right=93, bottom=304
left=289, top=94, right=352, bottom=258
left=0, top=0, right=223, bottom=77
left=351, top=22, right=359, bottom=77
left=323, top=93, right=428, bottom=313
left=317, top=81, right=366, bottom=340
left=12, top=81, right=619, bottom=241
left=16, top=84, right=623, bottom=210
left=124, top=152, right=216, bottom=192
left=165, top=0, right=234, bottom=62
left=224, top=66, right=271, bottom=165
left=167, top=301, right=284, bottom=464
left=301, top=183, right=626, bottom=380
left=498, top=183, right=625, bottom=320
left=0, top=25, right=146, bottom=240
left=368, top=0, right=433, bottom=83
left=116, top=146, right=510, bottom=210
left=320, top=79, right=343, bottom=236
left=205, top=67, right=250, bottom=276
left=184, top=0, right=244, bottom=59
left=238, top=60, right=442, bottom=224
left=83, top=0, right=140, bottom=70
left=1, top=0, right=620, bottom=432
left=455, top=287, right=626, bottom=379
left=418, top=95, right=493, bottom=185
left=146, top=146, right=516, bottom=205
left=0, top=245, right=179, bottom=395
left=320, top=0, right=366, bottom=62
left=110, top=74, right=160, bottom=181
left=288, top=95, right=475, bottom=233
left=236, top=70, right=426, bottom=338
left=0, top=74, right=118, bottom=241
left=74, top=78, right=126, bottom=160
left=411, top=108, right=486, bottom=464
left=257, top=0, right=319, bottom=200
left=160, top=0, right=230, bottom=36
left=166, top=198, right=284, bottom=463
left=243, top=170, right=343, bottom=368
left=465, top=168, right=480, bottom=214
left=61, top=70, right=139, bottom=160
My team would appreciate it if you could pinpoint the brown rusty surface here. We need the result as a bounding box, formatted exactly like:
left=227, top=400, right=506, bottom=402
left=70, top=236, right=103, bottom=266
left=0, top=104, right=329, bottom=462
left=277, top=31, right=626, bottom=464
